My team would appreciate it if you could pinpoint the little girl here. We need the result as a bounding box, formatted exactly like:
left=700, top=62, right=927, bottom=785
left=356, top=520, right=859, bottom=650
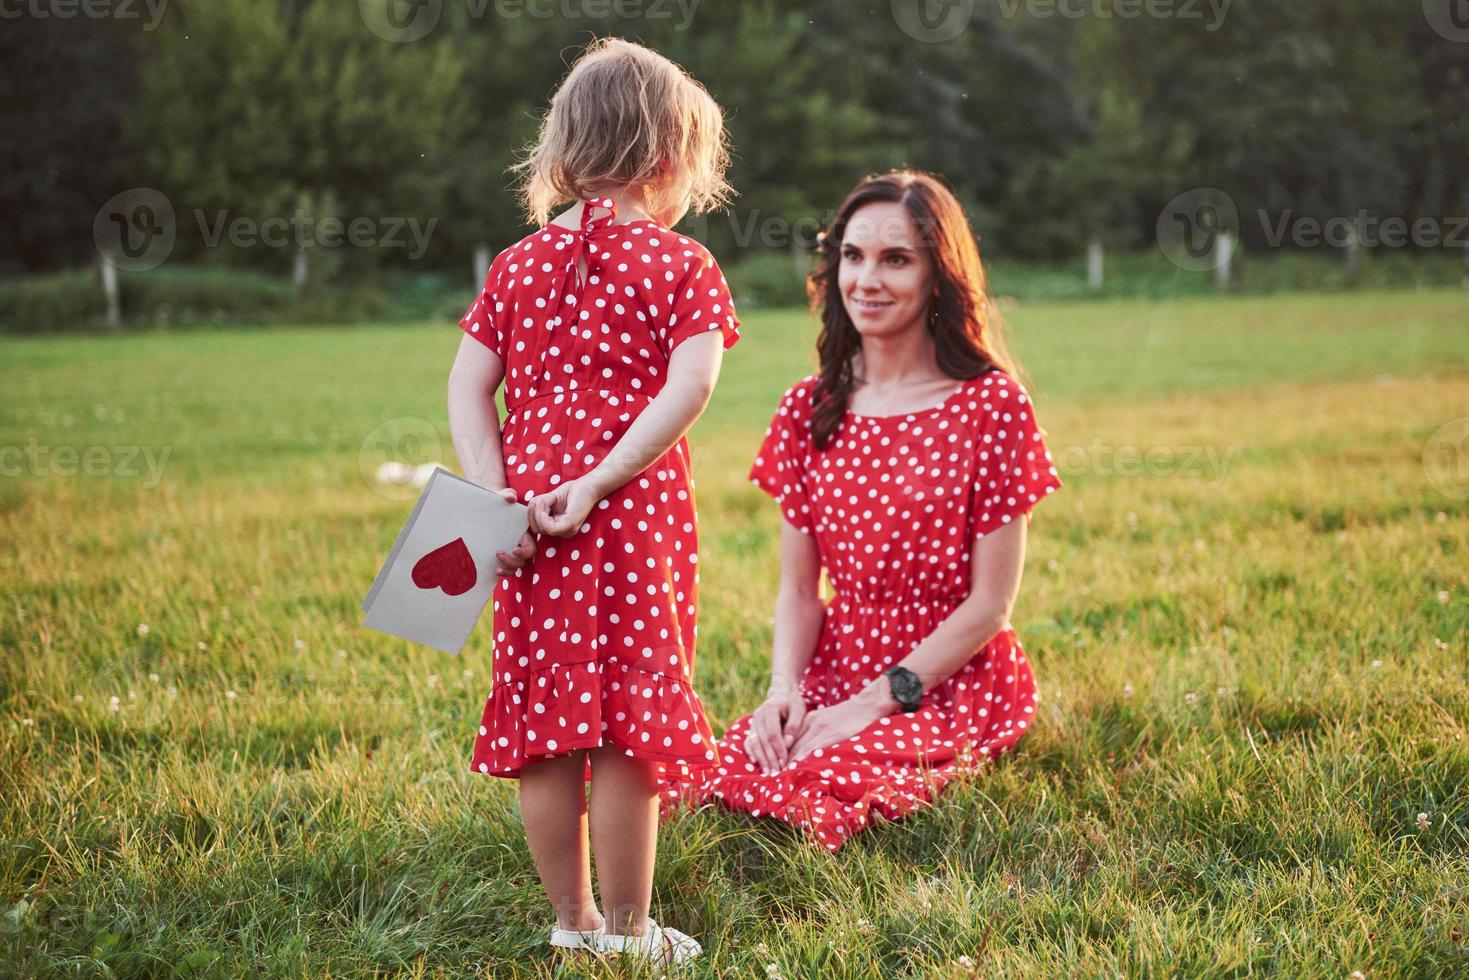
left=445, top=37, right=739, bottom=967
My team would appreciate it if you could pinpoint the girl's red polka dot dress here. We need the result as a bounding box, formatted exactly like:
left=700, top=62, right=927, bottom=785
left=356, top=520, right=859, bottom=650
left=659, top=369, right=1062, bottom=851
left=457, top=196, right=740, bottom=784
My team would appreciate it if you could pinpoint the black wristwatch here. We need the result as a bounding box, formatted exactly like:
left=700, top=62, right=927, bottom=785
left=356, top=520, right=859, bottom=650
left=882, top=665, right=924, bottom=713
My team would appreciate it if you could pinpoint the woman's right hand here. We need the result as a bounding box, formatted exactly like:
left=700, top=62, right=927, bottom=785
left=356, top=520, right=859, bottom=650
left=744, top=684, right=807, bottom=775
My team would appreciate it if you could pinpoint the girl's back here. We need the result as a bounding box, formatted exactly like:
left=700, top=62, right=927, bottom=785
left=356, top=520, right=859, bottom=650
left=460, top=195, right=738, bottom=500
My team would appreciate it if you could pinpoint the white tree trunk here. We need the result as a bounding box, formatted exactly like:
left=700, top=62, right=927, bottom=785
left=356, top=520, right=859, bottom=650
left=100, top=257, right=120, bottom=332
left=1086, top=236, right=1104, bottom=290
left=1213, top=231, right=1234, bottom=289
left=473, top=244, right=490, bottom=288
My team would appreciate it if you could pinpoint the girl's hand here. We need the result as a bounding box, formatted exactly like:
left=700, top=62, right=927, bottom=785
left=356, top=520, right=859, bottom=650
left=784, top=699, right=881, bottom=766
left=527, top=478, right=600, bottom=538
left=492, top=487, right=536, bottom=579
left=743, top=685, right=807, bottom=775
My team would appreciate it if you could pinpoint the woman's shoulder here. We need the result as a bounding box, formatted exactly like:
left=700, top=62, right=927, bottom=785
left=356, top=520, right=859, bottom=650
left=775, top=374, right=822, bottom=417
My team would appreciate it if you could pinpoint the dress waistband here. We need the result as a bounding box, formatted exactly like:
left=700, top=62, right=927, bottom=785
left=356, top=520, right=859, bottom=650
left=507, top=385, right=654, bottom=417
left=829, top=590, right=969, bottom=610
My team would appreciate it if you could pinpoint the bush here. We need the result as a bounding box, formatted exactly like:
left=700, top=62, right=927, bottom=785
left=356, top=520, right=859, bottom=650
left=0, top=268, right=107, bottom=333
left=725, top=251, right=812, bottom=310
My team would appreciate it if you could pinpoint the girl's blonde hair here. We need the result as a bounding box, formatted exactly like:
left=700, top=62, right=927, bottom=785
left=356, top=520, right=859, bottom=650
left=510, top=37, right=735, bottom=227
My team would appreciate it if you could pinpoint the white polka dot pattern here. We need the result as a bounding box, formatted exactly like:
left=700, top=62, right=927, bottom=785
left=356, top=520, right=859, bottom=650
left=460, top=196, right=740, bottom=783
left=658, top=369, right=1062, bottom=851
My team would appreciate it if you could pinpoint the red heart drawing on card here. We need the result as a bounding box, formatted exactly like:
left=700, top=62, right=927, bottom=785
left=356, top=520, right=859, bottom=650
left=411, top=537, right=477, bottom=596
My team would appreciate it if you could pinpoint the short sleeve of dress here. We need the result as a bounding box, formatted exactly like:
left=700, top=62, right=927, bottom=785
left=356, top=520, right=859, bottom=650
left=458, top=253, right=506, bottom=357
left=970, top=381, right=1063, bottom=538
left=747, top=383, right=815, bottom=535
left=661, top=249, right=741, bottom=356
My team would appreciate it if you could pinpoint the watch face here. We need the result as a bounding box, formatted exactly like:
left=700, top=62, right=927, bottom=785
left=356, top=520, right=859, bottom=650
left=888, top=668, right=922, bottom=706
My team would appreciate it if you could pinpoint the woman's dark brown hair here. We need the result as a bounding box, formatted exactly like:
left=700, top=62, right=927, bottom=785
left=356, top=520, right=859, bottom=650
left=806, top=169, right=1025, bottom=450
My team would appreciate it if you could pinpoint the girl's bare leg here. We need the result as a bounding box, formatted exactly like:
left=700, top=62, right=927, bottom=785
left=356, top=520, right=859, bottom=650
left=587, top=745, right=660, bottom=936
left=517, top=749, right=603, bottom=931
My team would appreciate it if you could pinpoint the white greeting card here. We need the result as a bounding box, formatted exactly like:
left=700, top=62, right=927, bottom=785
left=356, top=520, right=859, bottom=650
left=361, top=467, right=528, bottom=655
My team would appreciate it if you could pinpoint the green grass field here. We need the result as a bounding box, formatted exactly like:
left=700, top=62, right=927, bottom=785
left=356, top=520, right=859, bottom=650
left=2, top=289, right=1467, bottom=976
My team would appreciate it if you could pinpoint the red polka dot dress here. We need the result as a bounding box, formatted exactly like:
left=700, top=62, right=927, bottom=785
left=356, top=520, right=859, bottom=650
left=456, top=196, right=740, bottom=784
left=659, top=369, right=1061, bottom=851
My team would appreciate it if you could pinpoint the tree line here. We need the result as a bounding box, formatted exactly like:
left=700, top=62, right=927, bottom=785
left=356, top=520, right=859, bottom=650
left=1, top=0, right=1464, bottom=283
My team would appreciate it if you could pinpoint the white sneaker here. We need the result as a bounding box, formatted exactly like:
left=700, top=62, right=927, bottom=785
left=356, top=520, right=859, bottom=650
left=547, top=922, right=605, bottom=952
left=597, top=919, right=702, bottom=967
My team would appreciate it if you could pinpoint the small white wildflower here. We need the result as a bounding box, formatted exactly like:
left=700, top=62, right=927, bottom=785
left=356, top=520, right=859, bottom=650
left=764, top=965, right=781, bottom=979
left=72, top=694, right=83, bottom=703
left=336, top=649, right=347, bottom=659
left=197, top=641, right=208, bottom=651
left=1371, top=660, right=1382, bottom=669
left=462, top=668, right=473, bottom=678
left=426, top=674, right=439, bottom=686
left=293, top=639, right=305, bottom=651
left=1122, top=684, right=1134, bottom=698
left=225, top=690, right=237, bottom=700
left=1437, top=591, right=1450, bottom=605
left=1185, top=691, right=1198, bottom=704
left=136, top=623, right=150, bottom=637
left=148, top=673, right=160, bottom=683
left=1417, top=812, right=1431, bottom=831
left=108, top=696, right=120, bottom=712
left=958, top=954, right=976, bottom=968
left=1349, top=972, right=1365, bottom=979
left=755, top=942, right=769, bottom=956
left=21, top=718, right=33, bottom=726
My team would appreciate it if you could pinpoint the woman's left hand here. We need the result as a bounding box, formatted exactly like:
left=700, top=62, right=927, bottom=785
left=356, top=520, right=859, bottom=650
left=784, top=699, right=884, bottom=765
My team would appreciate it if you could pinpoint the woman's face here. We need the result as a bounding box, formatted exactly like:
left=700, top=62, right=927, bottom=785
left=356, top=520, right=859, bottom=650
left=837, top=200, right=936, bottom=339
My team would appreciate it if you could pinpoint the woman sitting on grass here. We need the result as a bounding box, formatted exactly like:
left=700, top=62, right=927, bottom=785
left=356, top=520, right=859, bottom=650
left=660, top=169, right=1063, bottom=851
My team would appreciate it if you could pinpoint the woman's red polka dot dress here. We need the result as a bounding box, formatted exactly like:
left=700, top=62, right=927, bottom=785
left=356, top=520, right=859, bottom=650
left=660, top=369, right=1062, bottom=851
left=457, top=196, right=740, bottom=784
